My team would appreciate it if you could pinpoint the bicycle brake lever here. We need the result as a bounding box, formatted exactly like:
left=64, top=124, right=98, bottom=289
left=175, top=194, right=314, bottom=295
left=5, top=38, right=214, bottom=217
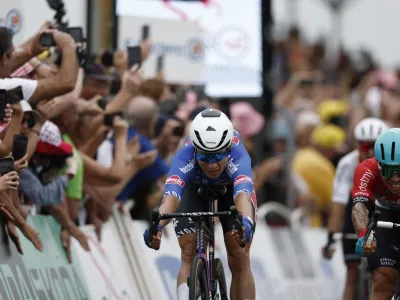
left=235, top=213, right=246, bottom=248
left=149, top=209, right=160, bottom=248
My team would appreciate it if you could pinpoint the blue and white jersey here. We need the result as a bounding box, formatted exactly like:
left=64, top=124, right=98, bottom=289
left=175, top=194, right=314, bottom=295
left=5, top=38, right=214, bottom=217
left=164, top=131, right=256, bottom=204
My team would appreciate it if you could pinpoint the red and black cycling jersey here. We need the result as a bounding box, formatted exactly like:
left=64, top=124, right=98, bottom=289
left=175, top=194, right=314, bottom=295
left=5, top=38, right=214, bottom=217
left=351, top=158, right=400, bottom=209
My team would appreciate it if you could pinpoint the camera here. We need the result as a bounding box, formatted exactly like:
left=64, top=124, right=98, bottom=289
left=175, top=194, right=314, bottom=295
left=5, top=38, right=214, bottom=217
left=46, top=0, right=68, bottom=32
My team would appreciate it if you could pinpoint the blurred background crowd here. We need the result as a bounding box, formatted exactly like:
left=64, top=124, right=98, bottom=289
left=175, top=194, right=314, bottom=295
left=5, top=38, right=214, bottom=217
left=0, top=0, right=398, bottom=262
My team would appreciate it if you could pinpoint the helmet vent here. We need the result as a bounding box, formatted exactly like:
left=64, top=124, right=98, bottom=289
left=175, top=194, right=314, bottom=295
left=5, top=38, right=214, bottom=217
left=380, top=143, right=385, bottom=160
left=392, top=141, right=396, bottom=161
left=201, top=110, right=221, bottom=118
left=369, top=124, right=373, bottom=136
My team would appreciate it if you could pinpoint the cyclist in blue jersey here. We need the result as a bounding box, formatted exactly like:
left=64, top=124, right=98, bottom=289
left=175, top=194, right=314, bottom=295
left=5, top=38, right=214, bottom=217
left=144, top=109, right=256, bottom=300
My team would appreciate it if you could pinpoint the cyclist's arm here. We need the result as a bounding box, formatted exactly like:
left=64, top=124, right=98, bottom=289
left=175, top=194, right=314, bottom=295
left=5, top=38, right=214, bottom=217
left=231, top=151, right=256, bottom=220
left=159, top=195, right=180, bottom=228
left=351, top=163, right=375, bottom=236
left=158, top=148, right=196, bottom=227
left=327, top=157, right=354, bottom=233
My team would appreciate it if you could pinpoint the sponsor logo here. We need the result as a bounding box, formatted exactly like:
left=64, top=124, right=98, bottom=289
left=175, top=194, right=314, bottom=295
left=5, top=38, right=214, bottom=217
left=166, top=175, right=185, bottom=187
left=354, top=191, right=369, bottom=197
left=205, top=141, right=216, bottom=144
left=185, top=139, right=192, bottom=146
left=226, top=158, right=238, bottom=176
left=233, top=175, right=253, bottom=187
left=380, top=257, right=396, bottom=267
left=213, top=27, right=250, bottom=60
left=232, top=136, right=240, bottom=145
left=124, top=37, right=205, bottom=62
left=179, top=158, right=196, bottom=174
left=206, top=126, right=216, bottom=132
left=5, top=9, right=22, bottom=34
left=359, top=169, right=374, bottom=191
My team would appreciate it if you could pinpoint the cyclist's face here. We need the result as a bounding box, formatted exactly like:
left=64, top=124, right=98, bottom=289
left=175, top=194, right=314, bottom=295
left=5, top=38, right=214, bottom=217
left=380, top=164, right=400, bottom=193
left=197, top=157, right=229, bottom=178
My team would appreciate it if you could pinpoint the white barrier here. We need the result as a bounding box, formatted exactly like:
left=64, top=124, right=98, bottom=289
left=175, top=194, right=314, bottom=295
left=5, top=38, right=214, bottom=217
left=72, top=217, right=141, bottom=300
left=129, top=219, right=346, bottom=300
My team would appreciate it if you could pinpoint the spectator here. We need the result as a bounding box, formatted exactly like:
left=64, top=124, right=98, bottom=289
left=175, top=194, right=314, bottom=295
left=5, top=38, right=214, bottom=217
left=0, top=27, right=78, bottom=104
left=292, top=124, right=346, bottom=227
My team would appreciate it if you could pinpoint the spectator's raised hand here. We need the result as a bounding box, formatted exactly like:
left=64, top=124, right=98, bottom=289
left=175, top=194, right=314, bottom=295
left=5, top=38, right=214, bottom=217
left=10, top=103, right=23, bottom=117
left=14, top=154, right=29, bottom=173
left=140, top=38, right=151, bottom=62
left=122, top=64, right=142, bottom=94
left=131, top=149, right=158, bottom=171
left=2, top=104, right=13, bottom=124
left=36, top=100, right=59, bottom=120
left=29, top=23, right=54, bottom=56
left=61, top=228, right=72, bottom=263
left=19, top=222, right=43, bottom=252
left=0, top=171, right=19, bottom=191
left=76, top=98, right=103, bottom=116
left=52, top=30, right=76, bottom=49
left=113, top=116, right=129, bottom=132
left=6, top=220, right=23, bottom=254
left=69, top=223, right=90, bottom=252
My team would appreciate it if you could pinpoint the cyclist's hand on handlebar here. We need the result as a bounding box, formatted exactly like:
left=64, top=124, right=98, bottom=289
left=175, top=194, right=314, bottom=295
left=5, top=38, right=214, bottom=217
left=355, top=229, right=377, bottom=257
left=143, top=224, right=162, bottom=250
left=232, top=216, right=253, bottom=245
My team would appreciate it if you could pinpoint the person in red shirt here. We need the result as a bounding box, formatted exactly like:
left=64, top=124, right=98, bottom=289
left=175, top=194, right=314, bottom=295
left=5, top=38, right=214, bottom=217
left=352, top=128, right=400, bottom=300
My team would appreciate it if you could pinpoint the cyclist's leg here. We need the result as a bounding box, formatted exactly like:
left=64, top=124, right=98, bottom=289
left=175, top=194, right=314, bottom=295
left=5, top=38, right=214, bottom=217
left=344, top=262, right=359, bottom=300
left=219, top=186, right=256, bottom=300
left=174, top=183, right=207, bottom=300
left=367, top=207, right=400, bottom=300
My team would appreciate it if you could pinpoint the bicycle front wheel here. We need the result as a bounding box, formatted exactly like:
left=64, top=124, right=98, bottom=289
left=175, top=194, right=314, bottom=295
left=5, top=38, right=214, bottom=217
left=214, top=258, right=228, bottom=300
left=189, top=256, right=208, bottom=300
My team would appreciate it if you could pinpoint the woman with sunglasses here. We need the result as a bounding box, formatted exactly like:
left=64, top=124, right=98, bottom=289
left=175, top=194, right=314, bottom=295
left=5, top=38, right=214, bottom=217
left=143, top=108, right=256, bottom=300
left=352, top=128, right=400, bottom=300
left=322, top=117, right=389, bottom=300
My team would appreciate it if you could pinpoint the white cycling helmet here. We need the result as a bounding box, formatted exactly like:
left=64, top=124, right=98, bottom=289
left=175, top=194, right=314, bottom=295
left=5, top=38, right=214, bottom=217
left=354, top=118, right=389, bottom=142
left=189, top=109, right=234, bottom=153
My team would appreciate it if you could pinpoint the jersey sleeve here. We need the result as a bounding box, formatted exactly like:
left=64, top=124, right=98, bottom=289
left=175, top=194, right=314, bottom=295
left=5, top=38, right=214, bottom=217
left=163, top=144, right=196, bottom=201
left=228, top=135, right=255, bottom=197
left=351, top=162, right=376, bottom=206
left=332, top=157, right=354, bottom=205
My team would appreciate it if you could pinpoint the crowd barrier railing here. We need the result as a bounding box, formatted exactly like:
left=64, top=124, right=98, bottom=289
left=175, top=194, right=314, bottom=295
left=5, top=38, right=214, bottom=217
left=1, top=202, right=346, bottom=300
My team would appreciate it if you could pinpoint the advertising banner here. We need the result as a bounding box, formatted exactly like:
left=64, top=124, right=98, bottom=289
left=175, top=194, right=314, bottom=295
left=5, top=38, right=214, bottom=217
left=118, top=16, right=205, bottom=84
left=117, top=0, right=262, bottom=97
left=0, top=215, right=89, bottom=300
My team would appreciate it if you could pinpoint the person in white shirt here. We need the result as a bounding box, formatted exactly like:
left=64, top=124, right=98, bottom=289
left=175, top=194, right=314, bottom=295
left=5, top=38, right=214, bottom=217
left=0, top=26, right=78, bottom=104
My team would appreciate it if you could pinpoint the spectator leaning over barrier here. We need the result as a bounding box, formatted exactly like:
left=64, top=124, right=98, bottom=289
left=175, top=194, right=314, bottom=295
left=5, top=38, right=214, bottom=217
left=19, top=120, right=89, bottom=261
left=0, top=26, right=78, bottom=104
left=292, top=124, right=346, bottom=227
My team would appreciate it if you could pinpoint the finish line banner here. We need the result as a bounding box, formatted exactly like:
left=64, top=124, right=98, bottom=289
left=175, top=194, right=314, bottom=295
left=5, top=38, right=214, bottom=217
left=116, top=0, right=262, bottom=97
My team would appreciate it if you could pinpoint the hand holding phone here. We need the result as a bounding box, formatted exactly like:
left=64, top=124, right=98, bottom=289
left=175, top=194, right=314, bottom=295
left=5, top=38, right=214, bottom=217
left=12, top=135, right=28, bottom=161
left=0, top=158, right=15, bottom=175
left=156, top=55, right=164, bottom=73
left=97, top=98, right=108, bottom=110
left=104, top=112, right=123, bottom=127
left=7, top=86, right=23, bottom=105
left=142, top=25, right=150, bottom=41
left=0, top=90, right=7, bottom=121
left=127, top=46, right=141, bottom=69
